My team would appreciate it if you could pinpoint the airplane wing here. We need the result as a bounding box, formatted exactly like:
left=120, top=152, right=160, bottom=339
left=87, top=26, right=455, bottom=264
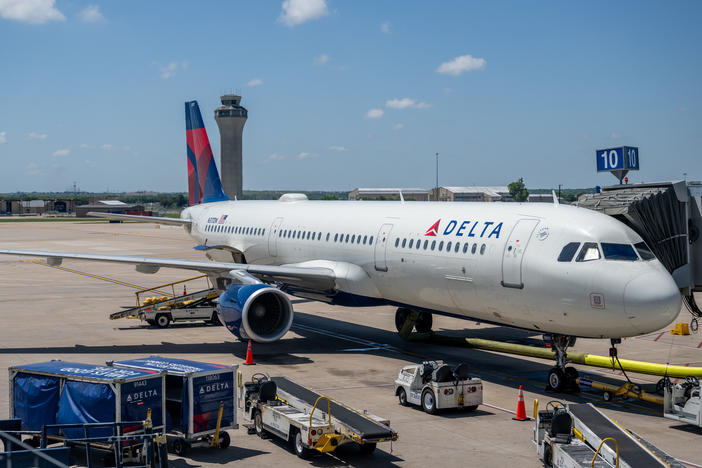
left=0, top=249, right=336, bottom=291
left=87, top=212, right=191, bottom=227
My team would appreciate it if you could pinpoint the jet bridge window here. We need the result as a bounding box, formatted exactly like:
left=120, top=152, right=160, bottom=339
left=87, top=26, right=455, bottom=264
left=601, top=243, right=639, bottom=261
left=576, top=242, right=600, bottom=262
left=557, top=242, right=581, bottom=262
left=634, top=242, right=655, bottom=260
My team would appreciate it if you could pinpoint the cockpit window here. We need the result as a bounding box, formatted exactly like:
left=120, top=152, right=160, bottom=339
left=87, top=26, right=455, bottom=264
left=576, top=242, right=600, bottom=262
left=601, top=243, right=638, bottom=261
left=557, top=242, right=580, bottom=262
left=634, top=242, right=656, bottom=261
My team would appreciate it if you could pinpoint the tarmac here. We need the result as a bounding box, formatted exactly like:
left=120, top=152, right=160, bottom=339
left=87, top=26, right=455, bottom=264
left=1, top=220, right=701, bottom=467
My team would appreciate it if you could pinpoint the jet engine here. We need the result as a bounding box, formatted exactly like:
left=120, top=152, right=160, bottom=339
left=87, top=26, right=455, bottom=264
left=216, top=284, right=294, bottom=343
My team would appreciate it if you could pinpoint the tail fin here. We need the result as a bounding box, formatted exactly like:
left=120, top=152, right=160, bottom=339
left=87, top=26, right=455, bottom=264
left=185, top=100, right=228, bottom=204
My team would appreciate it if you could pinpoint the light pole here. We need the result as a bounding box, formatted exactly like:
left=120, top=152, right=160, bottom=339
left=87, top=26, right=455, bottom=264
left=435, top=152, right=439, bottom=201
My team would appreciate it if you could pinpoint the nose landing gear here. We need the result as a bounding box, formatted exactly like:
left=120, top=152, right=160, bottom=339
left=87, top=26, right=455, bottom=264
left=395, top=308, right=433, bottom=339
left=546, top=334, right=580, bottom=393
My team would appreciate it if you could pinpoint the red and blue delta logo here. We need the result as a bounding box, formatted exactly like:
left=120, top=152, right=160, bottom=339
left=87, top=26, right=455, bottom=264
left=424, top=218, right=504, bottom=239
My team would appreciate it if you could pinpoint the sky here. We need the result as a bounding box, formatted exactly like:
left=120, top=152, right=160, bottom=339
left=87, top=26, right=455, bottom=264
left=0, top=0, right=700, bottom=193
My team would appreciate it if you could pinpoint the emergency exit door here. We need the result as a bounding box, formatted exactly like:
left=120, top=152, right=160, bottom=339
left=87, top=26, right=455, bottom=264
left=501, top=219, right=539, bottom=289
left=374, top=223, right=394, bottom=272
left=268, top=217, right=284, bottom=257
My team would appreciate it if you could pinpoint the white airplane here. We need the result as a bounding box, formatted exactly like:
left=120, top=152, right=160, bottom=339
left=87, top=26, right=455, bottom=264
left=0, top=101, right=682, bottom=392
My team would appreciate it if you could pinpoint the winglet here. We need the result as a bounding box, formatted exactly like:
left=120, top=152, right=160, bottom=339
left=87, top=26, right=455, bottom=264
left=399, top=190, right=405, bottom=203
left=552, top=190, right=560, bottom=206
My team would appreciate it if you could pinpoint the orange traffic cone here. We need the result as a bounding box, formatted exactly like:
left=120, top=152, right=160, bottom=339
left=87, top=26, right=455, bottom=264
left=244, top=340, right=254, bottom=365
left=512, top=385, right=529, bottom=421
left=183, top=285, right=187, bottom=296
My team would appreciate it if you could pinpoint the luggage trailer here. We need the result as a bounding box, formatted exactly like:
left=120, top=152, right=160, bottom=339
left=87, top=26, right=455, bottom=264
left=108, top=356, right=238, bottom=456
left=534, top=402, right=684, bottom=468
left=9, top=361, right=166, bottom=462
left=243, top=375, right=398, bottom=458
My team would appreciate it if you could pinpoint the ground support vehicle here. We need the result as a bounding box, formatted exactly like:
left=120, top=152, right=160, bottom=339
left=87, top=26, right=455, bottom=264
left=534, top=402, right=683, bottom=467
left=9, top=360, right=166, bottom=465
left=664, top=376, right=702, bottom=427
left=108, top=356, right=237, bottom=456
left=394, top=361, right=482, bottom=414
left=110, top=276, right=220, bottom=328
left=242, top=375, right=397, bottom=458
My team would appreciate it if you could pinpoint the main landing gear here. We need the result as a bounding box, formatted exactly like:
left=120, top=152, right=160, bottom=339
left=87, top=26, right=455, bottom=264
left=395, top=308, right=433, bottom=336
left=546, top=334, right=580, bottom=393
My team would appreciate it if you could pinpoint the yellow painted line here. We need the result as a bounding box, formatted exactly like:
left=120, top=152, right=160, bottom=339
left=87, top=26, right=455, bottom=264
left=25, top=260, right=171, bottom=294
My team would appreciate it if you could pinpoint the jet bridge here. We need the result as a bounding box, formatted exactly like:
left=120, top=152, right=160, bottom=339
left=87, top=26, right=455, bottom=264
left=578, top=180, right=702, bottom=320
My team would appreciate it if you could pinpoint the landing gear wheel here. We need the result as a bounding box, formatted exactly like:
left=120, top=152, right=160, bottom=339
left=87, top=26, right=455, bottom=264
left=415, top=312, right=433, bottom=333
left=395, top=308, right=411, bottom=332
left=291, top=429, right=312, bottom=459
left=218, top=431, right=230, bottom=449
left=359, top=442, right=377, bottom=455
left=155, top=314, right=171, bottom=329
left=564, top=367, right=579, bottom=380
left=398, top=388, right=409, bottom=406
left=172, top=438, right=188, bottom=456
left=421, top=388, right=437, bottom=414
left=547, top=368, right=565, bottom=393
left=254, top=410, right=267, bottom=438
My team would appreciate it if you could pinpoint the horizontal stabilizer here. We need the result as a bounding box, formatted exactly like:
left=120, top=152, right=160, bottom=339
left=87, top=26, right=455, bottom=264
left=86, top=212, right=192, bottom=226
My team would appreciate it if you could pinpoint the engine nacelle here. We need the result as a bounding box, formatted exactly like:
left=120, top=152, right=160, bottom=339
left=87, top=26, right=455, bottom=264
left=217, top=284, right=294, bottom=343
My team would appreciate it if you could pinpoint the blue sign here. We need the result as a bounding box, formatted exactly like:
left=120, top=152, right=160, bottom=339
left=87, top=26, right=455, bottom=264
left=596, top=146, right=639, bottom=172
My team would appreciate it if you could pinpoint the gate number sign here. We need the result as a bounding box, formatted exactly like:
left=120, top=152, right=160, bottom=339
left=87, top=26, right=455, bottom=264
left=596, top=146, right=639, bottom=172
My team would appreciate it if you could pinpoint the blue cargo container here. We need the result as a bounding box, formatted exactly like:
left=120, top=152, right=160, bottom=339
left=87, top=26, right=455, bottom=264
left=108, top=356, right=237, bottom=454
left=9, top=361, right=165, bottom=437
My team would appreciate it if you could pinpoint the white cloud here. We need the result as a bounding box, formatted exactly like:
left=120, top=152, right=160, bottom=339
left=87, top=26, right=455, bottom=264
left=101, top=144, right=114, bottom=150
left=158, top=61, right=188, bottom=79
left=329, top=145, right=348, bottom=152
left=0, top=0, right=65, bottom=24
left=27, top=131, right=47, bottom=140
left=122, top=145, right=131, bottom=151
left=265, top=153, right=285, bottom=163
left=278, top=0, right=328, bottom=27
left=296, top=152, right=318, bottom=160
left=0, top=131, right=6, bottom=144
left=314, top=53, right=329, bottom=65
left=84, top=159, right=96, bottom=168
left=393, top=123, right=404, bottom=130
left=365, top=108, right=384, bottom=119
left=443, top=87, right=453, bottom=94
left=380, top=22, right=390, bottom=34
left=385, top=97, right=430, bottom=109
left=79, top=143, right=94, bottom=149
left=247, top=78, right=263, bottom=87
left=52, top=148, right=69, bottom=157
left=609, top=132, right=621, bottom=139
left=25, top=162, right=40, bottom=175
left=436, top=54, right=486, bottom=76
left=78, top=5, right=104, bottom=23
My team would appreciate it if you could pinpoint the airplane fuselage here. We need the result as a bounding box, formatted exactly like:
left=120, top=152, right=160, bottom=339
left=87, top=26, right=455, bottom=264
left=181, top=197, right=681, bottom=339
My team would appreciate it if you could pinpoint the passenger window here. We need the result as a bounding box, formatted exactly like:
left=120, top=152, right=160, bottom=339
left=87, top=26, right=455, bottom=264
left=262, top=229, right=265, bottom=236
left=352, top=235, right=356, bottom=243
left=334, top=233, right=338, bottom=242
left=395, top=238, right=400, bottom=247
left=446, top=241, right=452, bottom=252
left=424, top=240, right=428, bottom=250
left=576, top=242, right=601, bottom=262
left=363, top=235, right=367, bottom=244
left=409, top=239, right=414, bottom=249
left=463, top=243, right=468, bottom=253
left=557, top=242, right=580, bottom=262
left=431, top=240, right=436, bottom=250
left=602, top=243, right=638, bottom=261
left=416, top=240, right=421, bottom=250
left=357, top=235, right=361, bottom=244
left=326, top=233, right=330, bottom=241
left=438, top=241, right=444, bottom=251
left=345, top=234, right=350, bottom=243
left=480, top=244, right=486, bottom=255
left=454, top=242, right=460, bottom=253
left=401, top=238, right=406, bottom=248
left=369, top=236, right=374, bottom=244
left=471, top=244, right=477, bottom=254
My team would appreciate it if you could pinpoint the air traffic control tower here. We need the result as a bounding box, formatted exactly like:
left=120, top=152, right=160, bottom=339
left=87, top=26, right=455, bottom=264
left=214, top=94, right=248, bottom=199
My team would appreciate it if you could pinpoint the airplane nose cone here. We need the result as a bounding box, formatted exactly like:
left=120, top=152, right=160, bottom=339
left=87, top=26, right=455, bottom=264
left=624, top=272, right=681, bottom=333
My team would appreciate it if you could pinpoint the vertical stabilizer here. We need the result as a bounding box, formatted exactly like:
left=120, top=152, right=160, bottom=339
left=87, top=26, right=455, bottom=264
left=185, top=101, right=228, bottom=204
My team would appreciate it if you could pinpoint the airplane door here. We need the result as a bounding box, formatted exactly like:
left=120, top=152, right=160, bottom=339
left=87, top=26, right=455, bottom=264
left=374, top=223, right=393, bottom=272
left=268, top=217, right=284, bottom=257
left=501, top=219, right=539, bottom=289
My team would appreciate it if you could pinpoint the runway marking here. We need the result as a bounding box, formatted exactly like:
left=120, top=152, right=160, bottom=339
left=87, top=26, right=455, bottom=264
left=653, top=332, right=665, bottom=342
left=26, top=260, right=173, bottom=295
left=314, top=383, right=394, bottom=391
